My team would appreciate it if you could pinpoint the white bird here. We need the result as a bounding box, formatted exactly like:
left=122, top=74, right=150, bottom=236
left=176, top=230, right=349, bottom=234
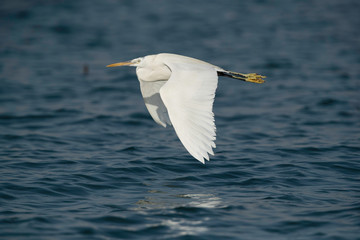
left=107, top=53, right=265, bottom=164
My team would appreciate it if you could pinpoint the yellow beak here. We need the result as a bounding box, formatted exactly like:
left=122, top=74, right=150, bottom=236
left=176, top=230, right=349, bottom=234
left=106, top=61, right=132, bottom=67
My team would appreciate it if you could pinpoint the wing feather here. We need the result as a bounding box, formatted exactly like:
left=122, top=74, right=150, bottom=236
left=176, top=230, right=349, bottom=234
left=139, top=80, right=171, bottom=127
left=159, top=61, right=218, bottom=163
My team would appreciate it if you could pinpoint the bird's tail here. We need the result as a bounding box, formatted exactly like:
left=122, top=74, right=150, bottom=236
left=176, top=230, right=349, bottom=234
left=219, top=71, right=266, bottom=84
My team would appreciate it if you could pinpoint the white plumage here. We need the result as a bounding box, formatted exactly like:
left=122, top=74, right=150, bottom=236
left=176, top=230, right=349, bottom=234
left=107, top=53, right=265, bottom=163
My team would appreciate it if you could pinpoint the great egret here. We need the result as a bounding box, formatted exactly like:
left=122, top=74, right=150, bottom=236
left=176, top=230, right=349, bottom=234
left=107, top=53, right=265, bottom=164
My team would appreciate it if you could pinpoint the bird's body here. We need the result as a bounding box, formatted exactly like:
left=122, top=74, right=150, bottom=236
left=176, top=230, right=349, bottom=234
left=107, top=53, right=265, bottom=163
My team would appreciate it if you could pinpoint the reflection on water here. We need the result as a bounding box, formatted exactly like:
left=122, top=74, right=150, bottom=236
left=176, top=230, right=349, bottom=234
left=161, top=219, right=208, bottom=237
left=135, top=191, right=223, bottom=236
left=180, top=194, right=222, bottom=209
left=135, top=192, right=223, bottom=210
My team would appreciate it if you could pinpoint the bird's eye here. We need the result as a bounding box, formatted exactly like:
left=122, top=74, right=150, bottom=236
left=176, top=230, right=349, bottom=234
left=132, top=58, right=141, bottom=64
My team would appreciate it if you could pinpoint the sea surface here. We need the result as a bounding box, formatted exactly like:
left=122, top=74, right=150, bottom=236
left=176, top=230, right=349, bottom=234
left=1, top=0, right=359, bottom=239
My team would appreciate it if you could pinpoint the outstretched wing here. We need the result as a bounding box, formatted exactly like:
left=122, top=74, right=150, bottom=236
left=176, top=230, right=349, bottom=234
left=159, top=61, right=218, bottom=163
left=139, top=80, right=171, bottom=127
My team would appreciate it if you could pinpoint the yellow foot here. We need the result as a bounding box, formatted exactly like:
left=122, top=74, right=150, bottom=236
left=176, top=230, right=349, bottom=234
left=228, top=71, right=266, bottom=84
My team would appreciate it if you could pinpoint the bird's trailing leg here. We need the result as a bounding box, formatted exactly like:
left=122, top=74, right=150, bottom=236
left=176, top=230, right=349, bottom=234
left=218, top=71, right=266, bottom=84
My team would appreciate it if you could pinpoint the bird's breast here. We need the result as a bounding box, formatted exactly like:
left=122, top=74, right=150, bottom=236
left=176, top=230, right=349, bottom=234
left=136, top=64, right=171, bottom=82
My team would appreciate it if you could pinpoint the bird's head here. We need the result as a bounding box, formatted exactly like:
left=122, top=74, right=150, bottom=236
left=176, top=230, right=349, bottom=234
left=106, top=57, right=144, bottom=68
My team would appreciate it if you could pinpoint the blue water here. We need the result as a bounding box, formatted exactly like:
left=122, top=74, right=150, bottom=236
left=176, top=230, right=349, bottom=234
left=1, top=0, right=360, bottom=239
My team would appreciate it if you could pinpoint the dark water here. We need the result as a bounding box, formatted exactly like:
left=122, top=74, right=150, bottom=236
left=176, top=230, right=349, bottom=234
left=1, top=0, right=360, bottom=239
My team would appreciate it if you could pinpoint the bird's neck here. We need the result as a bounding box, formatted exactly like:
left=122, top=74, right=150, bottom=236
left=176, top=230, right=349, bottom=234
left=136, top=64, right=171, bottom=82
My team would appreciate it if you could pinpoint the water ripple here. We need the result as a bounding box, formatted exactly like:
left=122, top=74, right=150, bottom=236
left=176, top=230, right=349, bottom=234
left=1, top=0, right=359, bottom=239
